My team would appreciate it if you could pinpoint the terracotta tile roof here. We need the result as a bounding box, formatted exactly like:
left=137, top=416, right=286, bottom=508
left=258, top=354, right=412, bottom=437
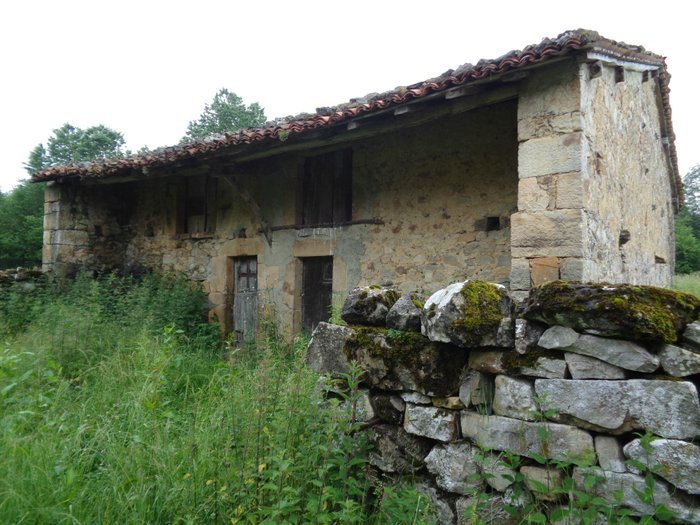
left=31, top=29, right=680, bottom=206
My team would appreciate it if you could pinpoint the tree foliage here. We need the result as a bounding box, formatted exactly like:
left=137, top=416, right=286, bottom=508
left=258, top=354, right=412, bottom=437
left=183, top=88, right=266, bottom=141
left=676, top=165, right=700, bottom=274
left=0, top=181, right=45, bottom=268
left=25, top=123, right=126, bottom=175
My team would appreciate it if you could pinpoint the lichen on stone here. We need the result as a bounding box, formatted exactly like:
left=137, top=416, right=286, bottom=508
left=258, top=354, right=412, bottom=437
left=523, top=281, right=700, bottom=344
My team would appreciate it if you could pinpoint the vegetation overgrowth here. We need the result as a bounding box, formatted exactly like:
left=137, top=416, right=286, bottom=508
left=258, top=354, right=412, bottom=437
left=0, top=273, right=432, bottom=524
left=673, top=271, right=700, bottom=298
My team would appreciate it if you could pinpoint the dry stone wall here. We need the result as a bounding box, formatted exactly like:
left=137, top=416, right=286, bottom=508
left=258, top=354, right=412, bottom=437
left=307, top=280, right=700, bottom=524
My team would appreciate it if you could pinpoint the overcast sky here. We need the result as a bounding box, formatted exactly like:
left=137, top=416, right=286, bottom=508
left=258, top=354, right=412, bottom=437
left=1, top=1, right=697, bottom=192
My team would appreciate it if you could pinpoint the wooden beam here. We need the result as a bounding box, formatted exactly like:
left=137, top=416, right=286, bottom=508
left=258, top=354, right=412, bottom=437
left=218, top=172, right=273, bottom=247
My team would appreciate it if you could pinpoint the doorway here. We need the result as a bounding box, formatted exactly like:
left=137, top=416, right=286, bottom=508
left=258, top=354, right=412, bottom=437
left=232, top=256, right=257, bottom=344
left=301, top=257, right=333, bottom=332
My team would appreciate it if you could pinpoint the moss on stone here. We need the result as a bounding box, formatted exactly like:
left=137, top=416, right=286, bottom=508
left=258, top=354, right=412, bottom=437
left=450, top=280, right=508, bottom=346
left=524, top=281, right=700, bottom=344
left=344, top=326, right=428, bottom=371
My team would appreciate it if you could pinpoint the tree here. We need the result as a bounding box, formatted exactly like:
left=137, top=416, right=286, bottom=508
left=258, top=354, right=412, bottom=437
left=25, top=123, right=127, bottom=175
left=0, top=181, right=45, bottom=268
left=675, top=164, right=700, bottom=274
left=183, top=88, right=266, bottom=142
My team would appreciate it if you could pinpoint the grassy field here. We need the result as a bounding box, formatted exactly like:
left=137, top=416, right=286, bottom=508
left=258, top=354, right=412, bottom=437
left=0, top=274, right=431, bottom=524
left=673, top=271, right=700, bottom=297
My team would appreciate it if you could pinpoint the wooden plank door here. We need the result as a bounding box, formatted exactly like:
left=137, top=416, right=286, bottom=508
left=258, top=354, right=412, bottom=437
left=233, top=257, right=257, bottom=344
left=301, top=257, right=333, bottom=332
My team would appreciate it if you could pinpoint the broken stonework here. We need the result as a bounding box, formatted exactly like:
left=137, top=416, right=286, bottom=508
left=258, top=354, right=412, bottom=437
left=623, top=438, right=700, bottom=495
left=307, top=322, right=354, bottom=375
left=461, top=412, right=595, bottom=463
left=515, top=318, right=547, bottom=355
left=520, top=466, right=565, bottom=501
left=540, top=329, right=659, bottom=373
left=492, top=375, right=538, bottom=421
left=369, top=424, right=433, bottom=474
left=421, top=280, right=514, bottom=348
left=386, top=293, right=423, bottom=332
left=658, top=343, right=700, bottom=377
left=535, top=379, right=700, bottom=439
left=341, top=286, right=400, bottom=326
left=424, top=441, right=482, bottom=494
left=523, top=281, right=700, bottom=343
left=404, top=404, right=460, bottom=442
left=343, top=327, right=467, bottom=397
left=573, top=468, right=700, bottom=524
left=370, top=392, right=405, bottom=424
left=594, top=435, right=627, bottom=473
left=468, top=349, right=566, bottom=378
left=564, top=352, right=626, bottom=379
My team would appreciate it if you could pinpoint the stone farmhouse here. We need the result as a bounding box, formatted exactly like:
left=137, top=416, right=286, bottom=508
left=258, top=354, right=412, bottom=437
left=33, top=30, right=681, bottom=339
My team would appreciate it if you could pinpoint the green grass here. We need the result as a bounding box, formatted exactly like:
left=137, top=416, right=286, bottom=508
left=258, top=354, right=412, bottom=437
left=673, top=271, right=700, bottom=298
left=0, top=274, right=432, bottom=524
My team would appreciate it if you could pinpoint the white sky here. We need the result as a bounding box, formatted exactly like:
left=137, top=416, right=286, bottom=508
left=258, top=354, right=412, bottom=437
left=1, top=1, right=697, bottom=192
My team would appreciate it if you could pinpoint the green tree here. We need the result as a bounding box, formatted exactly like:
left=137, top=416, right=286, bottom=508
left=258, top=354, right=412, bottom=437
left=676, top=164, right=700, bottom=274
left=0, top=181, right=45, bottom=268
left=183, top=88, right=266, bottom=141
left=25, top=123, right=126, bottom=175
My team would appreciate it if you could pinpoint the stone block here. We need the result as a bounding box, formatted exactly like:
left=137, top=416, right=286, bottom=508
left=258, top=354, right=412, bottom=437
left=559, top=333, right=658, bottom=373
left=518, top=112, right=582, bottom=141
left=518, top=63, right=580, bottom=121
left=518, top=132, right=582, bottom=179
left=401, top=391, right=432, bottom=405
left=480, top=453, right=517, bottom=492
left=432, top=396, right=464, bottom=410
left=370, top=393, right=404, bottom=425
left=404, top=404, right=460, bottom=442
left=424, top=441, right=482, bottom=494
left=573, top=468, right=699, bottom=523
left=510, top=210, right=584, bottom=257
left=520, top=466, right=565, bottom=501
left=623, top=438, right=700, bottom=495
left=306, top=322, right=353, bottom=376
left=529, top=257, right=560, bottom=286
left=461, top=411, right=595, bottom=463
left=492, top=375, right=538, bottom=421
left=515, top=319, right=547, bottom=355
left=658, top=343, right=700, bottom=377
left=594, top=435, right=626, bottom=473
left=535, top=379, right=700, bottom=439
left=469, top=350, right=566, bottom=379
left=509, top=258, right=531, bottom=291
left=565, top=353, right=626, bottom=379
left=518, top=177, right=552, bottom=212
left=554, top=171, right=584, bottom=209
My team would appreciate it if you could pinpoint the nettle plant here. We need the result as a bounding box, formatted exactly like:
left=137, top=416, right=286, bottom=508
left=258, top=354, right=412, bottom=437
left=462, top=399, right=677, bottom=525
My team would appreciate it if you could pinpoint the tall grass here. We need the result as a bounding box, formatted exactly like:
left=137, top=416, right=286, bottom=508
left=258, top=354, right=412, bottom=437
left=0, top=274, right=431, bottom=524
left=673, top=271, right=700, bottom=298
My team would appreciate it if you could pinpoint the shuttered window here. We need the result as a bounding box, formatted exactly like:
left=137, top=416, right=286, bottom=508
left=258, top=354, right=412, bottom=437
left=301, top=149, right=352, bottom=226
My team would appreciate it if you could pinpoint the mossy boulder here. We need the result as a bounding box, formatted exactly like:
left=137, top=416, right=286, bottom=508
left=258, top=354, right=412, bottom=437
left=341, top=286, right=401, bottom=326
left=421, top=280, right=514, bottom=348
left=522, top=281, right=700, bottom=344
left=342, top=327, right=467, bottom=397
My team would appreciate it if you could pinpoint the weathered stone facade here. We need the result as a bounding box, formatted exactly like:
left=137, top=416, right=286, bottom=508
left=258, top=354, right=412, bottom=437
left=37, top=31, right=680, bottom=335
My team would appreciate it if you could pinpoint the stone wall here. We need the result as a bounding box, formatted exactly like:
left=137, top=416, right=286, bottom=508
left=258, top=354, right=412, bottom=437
left=580, top=63, right=674, bottom=286
left=308, top=281, right=700, bottom=524
left=511, top=59, right=675, bottom=295
left=44, top=102, right=518, bottom=333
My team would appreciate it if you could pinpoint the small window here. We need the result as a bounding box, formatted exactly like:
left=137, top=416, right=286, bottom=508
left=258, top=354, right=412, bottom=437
left=181, top=175, right=217, bottom=234
left=300, top=150, right=352, bottom=226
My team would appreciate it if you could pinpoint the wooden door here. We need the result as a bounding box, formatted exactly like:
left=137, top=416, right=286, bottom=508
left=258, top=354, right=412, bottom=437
left=302, top=257, right=333, bottom=332
left=233, top=257, right=257, bottom=344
